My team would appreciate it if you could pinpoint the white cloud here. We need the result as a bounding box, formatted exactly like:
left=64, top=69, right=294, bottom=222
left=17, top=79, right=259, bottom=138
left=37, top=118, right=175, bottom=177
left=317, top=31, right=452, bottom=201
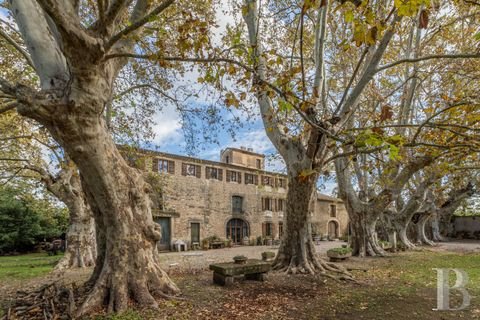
left=150, top=105, right=183, bottom=146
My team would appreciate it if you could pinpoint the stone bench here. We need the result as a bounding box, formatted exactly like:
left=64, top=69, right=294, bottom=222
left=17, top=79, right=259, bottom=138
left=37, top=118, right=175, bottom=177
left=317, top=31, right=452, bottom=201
left=209, top=259, right=271, bottom=286
left=209, top=241, right=225, bottom=249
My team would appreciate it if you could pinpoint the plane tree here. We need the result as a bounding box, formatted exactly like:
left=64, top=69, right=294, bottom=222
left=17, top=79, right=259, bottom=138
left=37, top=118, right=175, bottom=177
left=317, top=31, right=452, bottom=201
left=0, top=0, right=218, bottom=315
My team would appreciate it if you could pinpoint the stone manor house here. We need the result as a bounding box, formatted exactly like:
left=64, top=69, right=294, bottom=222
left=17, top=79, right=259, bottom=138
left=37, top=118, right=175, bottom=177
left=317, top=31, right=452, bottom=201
left=125, top=146, right=348, bottom=250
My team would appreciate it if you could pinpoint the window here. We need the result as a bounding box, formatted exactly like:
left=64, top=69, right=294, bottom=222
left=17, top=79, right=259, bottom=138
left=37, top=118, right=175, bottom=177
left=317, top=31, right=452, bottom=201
left=262, top=197, right=273, bottom=211
left=232, top=196, right=243, bottom=214
left=206, top=167, right=223, bottom=181
left=152, top=158, right=174, bottom=174
left=182, top=163, right=201, bottom=178
left=262, top=176, right=274, bottom=187
left=226, top=156, right=230, bottom=164
left=277, top=199, right=285, bottom=211
left=262, top=222, right=274, bottom=237
left=226, top=170, right=241, bottom=183
left=278, top=222, right=283, bottom=238
left=277, top=178, right=286, bottom=188
left=245, top=173, right=258, bottom=185
left=256, top=159, right=261, bottom=169
left=330, top=204, right=337, bottom=218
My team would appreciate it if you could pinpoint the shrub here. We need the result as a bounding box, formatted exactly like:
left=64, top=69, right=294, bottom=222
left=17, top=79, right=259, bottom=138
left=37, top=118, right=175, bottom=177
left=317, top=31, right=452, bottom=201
left=327, top=247, right=352, bottom=255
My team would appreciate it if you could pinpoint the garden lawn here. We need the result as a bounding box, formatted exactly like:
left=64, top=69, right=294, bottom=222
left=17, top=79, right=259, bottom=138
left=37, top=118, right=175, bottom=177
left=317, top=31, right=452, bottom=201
left=0, top=253, right=62, bottom=281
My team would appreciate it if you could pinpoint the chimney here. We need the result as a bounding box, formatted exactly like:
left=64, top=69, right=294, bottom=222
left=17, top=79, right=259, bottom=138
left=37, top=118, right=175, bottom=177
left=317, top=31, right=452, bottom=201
left=240, top=146, right=246, bottom=150
left=247, top=148, right=253, bottom=152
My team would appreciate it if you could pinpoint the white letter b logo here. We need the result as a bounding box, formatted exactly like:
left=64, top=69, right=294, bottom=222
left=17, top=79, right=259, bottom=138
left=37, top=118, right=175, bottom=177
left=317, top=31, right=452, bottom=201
left=433, top=268, right=470, bottom=311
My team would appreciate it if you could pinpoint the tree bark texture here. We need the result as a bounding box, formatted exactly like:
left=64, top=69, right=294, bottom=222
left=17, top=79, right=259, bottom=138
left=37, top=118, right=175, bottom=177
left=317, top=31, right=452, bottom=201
left=49, top=168, right=96, bottom=270
left=346, top=207, right=386, bottom=257
left=430, top=211, right=448, bottom=242
left=272, top=172, right=351, bottom=278
left=414, top=214, right=435, bottom=246
left=8, top=0, right=179, bottom=315
left=39, top=103, right=179, bottom=315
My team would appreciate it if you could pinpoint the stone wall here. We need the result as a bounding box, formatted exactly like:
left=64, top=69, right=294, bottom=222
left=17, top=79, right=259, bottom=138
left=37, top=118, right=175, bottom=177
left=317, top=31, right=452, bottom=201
left=131, top=148, right=348, bottom=249
left=453, top=216, right=480, bottom=238
left=312, top=199, right=349, bottom=238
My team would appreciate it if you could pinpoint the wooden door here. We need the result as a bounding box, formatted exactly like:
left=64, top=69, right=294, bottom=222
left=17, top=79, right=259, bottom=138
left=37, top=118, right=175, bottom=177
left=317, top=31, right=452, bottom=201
left=191, top=223, right=200, bottom=244
left=155, top=217, right=171, bottom=251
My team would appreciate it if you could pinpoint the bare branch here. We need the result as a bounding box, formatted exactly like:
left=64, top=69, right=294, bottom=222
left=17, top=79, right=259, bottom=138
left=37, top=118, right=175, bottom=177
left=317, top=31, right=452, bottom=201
left=0, top=28, right=36, bottom=69
left=115, top=83, right=177, bottom=102
left=375, top=53, right=480, bottom=74
left=411, top=101, right=475, bottom=143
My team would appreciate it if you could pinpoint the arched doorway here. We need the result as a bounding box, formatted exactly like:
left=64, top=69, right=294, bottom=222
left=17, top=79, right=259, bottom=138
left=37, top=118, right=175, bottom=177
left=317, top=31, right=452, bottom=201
left=226, top=218, right=249, bottom=245
left=328, top=220, right=339, bottom=239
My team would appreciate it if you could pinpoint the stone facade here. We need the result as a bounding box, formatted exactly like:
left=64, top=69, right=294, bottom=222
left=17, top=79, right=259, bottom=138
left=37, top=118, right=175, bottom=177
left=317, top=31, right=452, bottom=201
left=126, top=147, right=349, bottom=250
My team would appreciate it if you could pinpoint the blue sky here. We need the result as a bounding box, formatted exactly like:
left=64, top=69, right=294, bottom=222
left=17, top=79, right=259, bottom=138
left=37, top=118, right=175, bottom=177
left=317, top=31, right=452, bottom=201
left=0, top=4, right=337, bottom=195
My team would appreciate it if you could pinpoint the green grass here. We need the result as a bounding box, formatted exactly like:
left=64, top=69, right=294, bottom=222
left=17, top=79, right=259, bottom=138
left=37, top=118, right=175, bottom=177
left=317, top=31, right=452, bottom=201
left=0, top=253, right=62, bottom=281
left=380, top=251, right=480, bottom=293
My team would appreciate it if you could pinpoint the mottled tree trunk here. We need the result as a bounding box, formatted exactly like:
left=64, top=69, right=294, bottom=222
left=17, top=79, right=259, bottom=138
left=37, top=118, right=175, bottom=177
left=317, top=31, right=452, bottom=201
left=54, top=172, right=96, bottom=270
left=348, top=210, right=386, bottom=257
left=415, top=215, right=435, bottom=246
left=272, top=172, right=349, bottom=277
left=17, top=71, right=179, bottom=315
left=7, top=0, right=179, bottom=315
left=273, top=174, right=316, bottom=273
left=431, top=212, right=448, bottom=242
left=56, top=201, right=96, bottom=269
left=388, top=231, right=397, bottom=252
left=396, top=221, right=416, bottom=249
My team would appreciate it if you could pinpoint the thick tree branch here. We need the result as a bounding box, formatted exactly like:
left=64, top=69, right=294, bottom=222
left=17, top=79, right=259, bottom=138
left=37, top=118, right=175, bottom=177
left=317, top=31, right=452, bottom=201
left=0, top=100, right=17, bottom=114
left=106, top=0, right=174, bottom=51
left=338, top=14, right=402, bottom=120
left=11, top=0, right=69, bottom=89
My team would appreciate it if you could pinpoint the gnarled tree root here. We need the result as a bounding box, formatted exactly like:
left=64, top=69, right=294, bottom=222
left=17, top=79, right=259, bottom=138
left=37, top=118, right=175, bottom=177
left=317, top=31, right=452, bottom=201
left=76, top=264, right=180, bottom=317
left=271, top=253, right=355, bottom=282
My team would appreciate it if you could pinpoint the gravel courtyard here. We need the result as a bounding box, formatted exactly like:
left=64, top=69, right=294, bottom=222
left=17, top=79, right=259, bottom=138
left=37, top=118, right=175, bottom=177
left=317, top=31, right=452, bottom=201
left=156, top=241, right=344, bottom=272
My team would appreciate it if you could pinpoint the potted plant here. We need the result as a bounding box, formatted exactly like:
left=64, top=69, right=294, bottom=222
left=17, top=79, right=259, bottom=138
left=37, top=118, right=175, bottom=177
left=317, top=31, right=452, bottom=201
left=327, top=247, right=352, bottom=262
left=265, top=236, right=273, bottom=246
left=233, top=255, right=248, bottom=264
left=201, top=238, right=210, bottom=250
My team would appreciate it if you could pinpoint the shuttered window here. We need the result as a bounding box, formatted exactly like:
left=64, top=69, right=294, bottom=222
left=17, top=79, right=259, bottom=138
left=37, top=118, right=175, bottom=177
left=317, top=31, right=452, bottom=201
left=226, top=170, right=241, bottom=183
left=262, top=222, right=274, bottom=237
left=262, top=197, right=273, bottom=211
left=182, top=163, right=201, bottom=178
left=277, top=199, right=285, bottom=211
left=206, top=167, right=223, bottom=181
left=152, top=158, right=175, bottom=174
left=262, top=176, right=274, bottom=187
left=245, top=173, right=258, bottom=185
left=330, top=204, right=337, bottom=217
